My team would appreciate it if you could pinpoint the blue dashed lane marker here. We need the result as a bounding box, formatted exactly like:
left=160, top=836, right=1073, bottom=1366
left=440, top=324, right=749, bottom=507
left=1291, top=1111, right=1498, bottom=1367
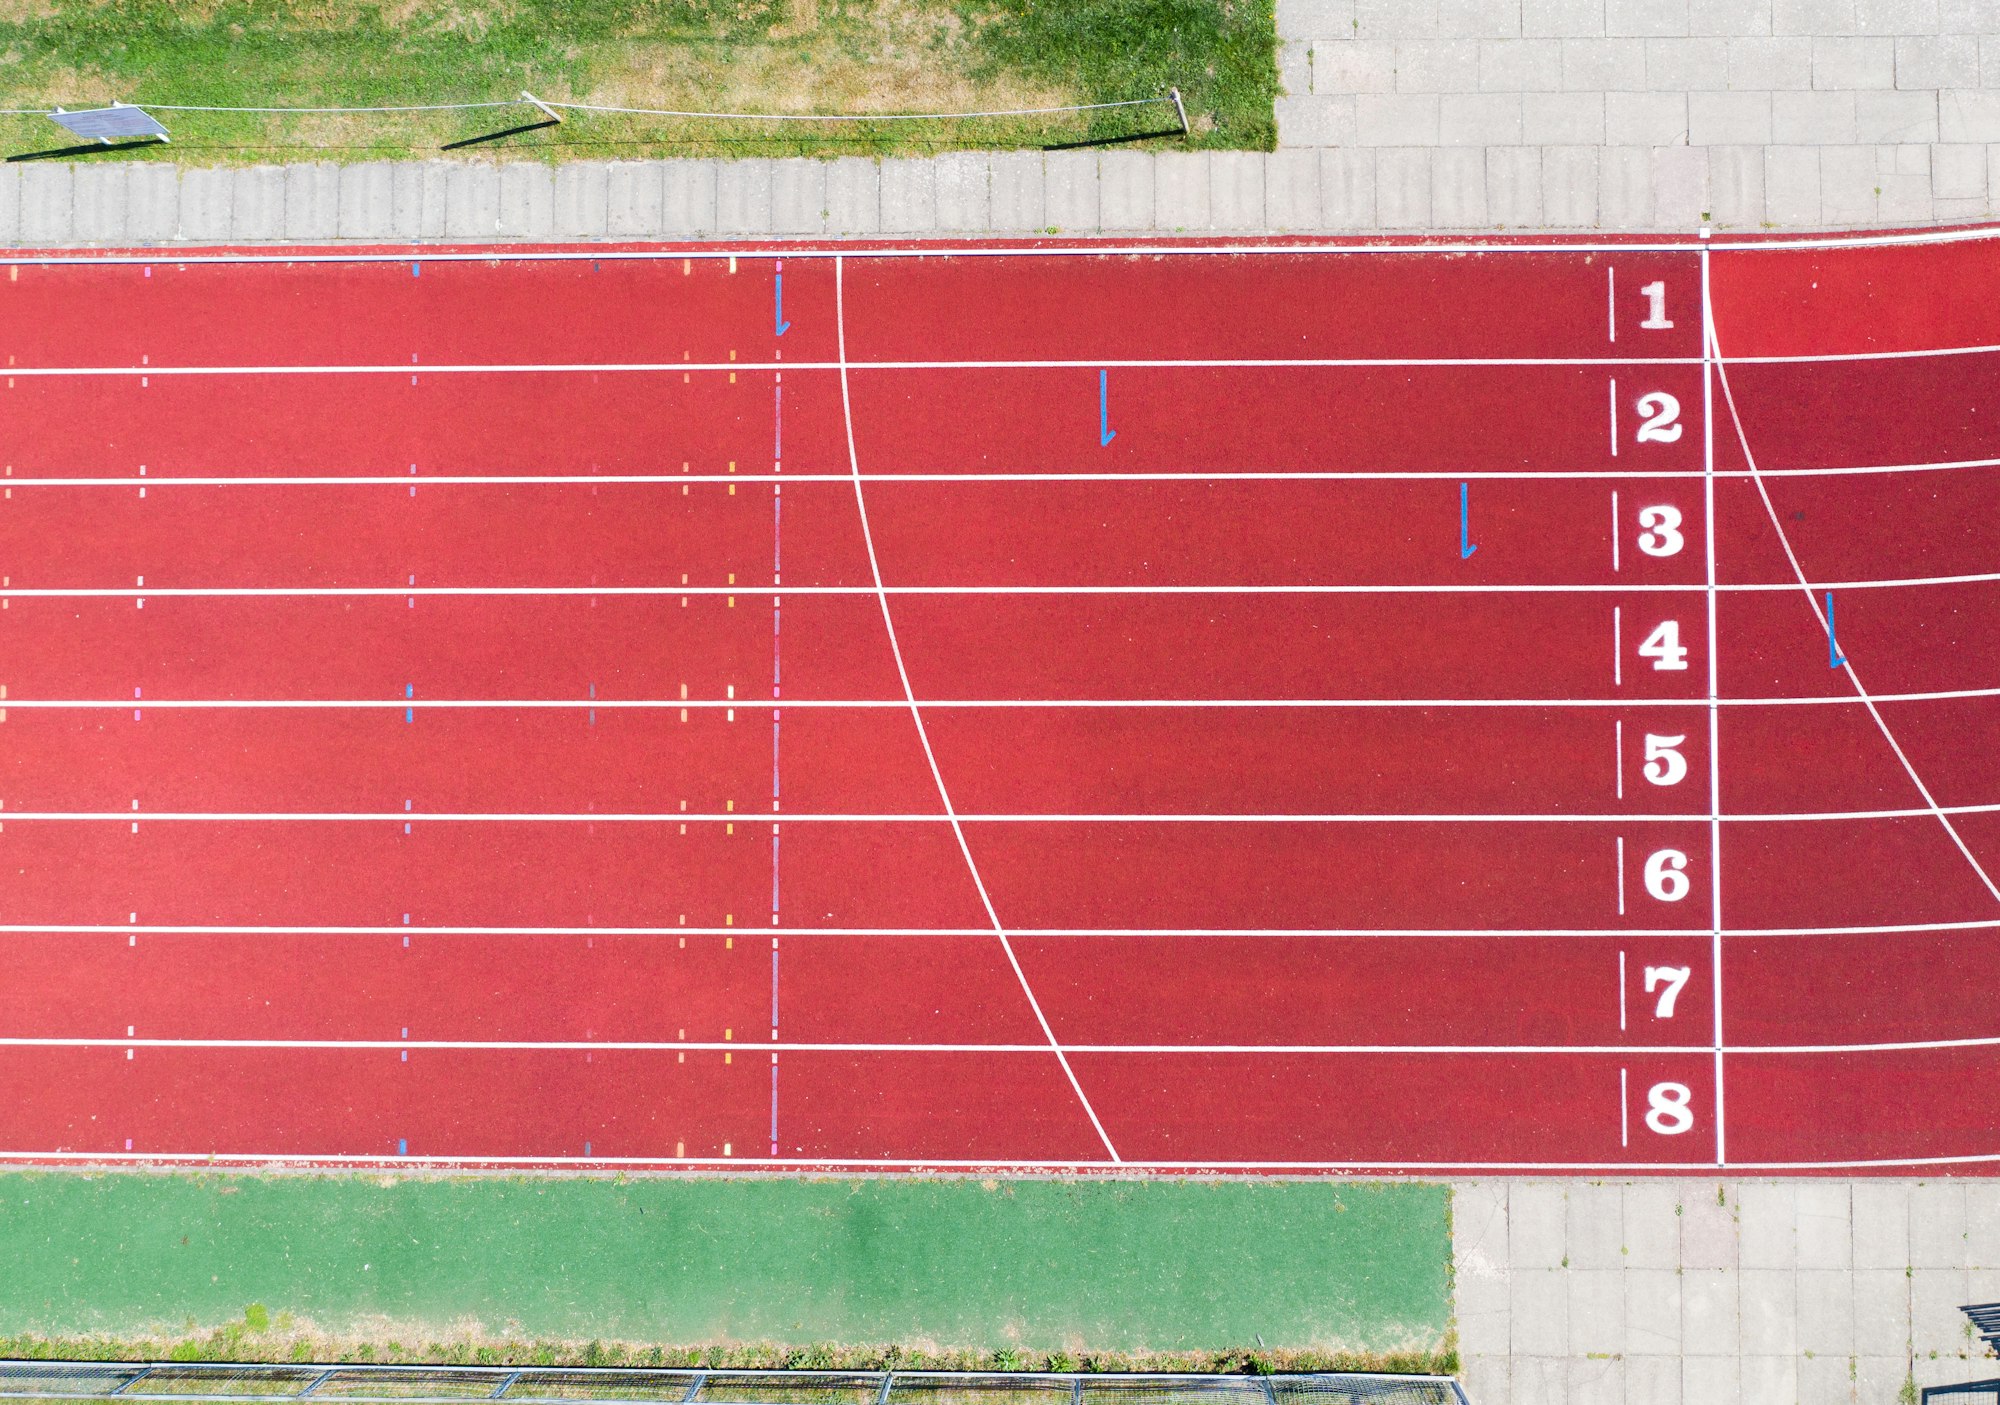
left=405, top=682, right=414, bottom=723
left=1826, top=591, right=1847, bottom=668
left=398, top=1138, right=407, bottom=1155
left=1098, top=369, right=1115, bottom=447
left=774, top=267, right=790, bottom=337
left=411, top=262, right=420, bottom=278
left=1459, top=482, right=1478, bottom=559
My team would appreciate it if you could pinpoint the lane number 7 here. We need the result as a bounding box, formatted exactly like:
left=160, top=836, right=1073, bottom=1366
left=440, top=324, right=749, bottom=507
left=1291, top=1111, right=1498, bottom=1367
left=1644, top=965, right=1691, bottom=1018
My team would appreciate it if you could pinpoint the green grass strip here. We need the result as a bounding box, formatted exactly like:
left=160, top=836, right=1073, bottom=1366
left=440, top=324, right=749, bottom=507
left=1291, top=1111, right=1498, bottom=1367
left=0, top=1173, right=1446, bottom=1365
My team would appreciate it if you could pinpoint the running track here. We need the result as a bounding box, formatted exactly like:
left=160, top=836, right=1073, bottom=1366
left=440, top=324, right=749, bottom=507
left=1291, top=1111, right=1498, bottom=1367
left=0, top=231, right=1996, bottom=1173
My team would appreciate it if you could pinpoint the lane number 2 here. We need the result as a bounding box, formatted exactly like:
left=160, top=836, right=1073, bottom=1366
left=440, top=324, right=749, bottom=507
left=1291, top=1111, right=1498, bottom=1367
left=1636, top=392, right=1683, bottom=443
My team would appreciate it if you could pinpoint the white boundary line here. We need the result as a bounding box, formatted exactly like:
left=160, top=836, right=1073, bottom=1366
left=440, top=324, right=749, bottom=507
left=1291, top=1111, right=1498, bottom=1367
left=1701, top=241, right=1727, bottom=1169
left=7, top=572, right=1998, bottom=595
left=834, top=254, right=1121, bottom=1163
left=1710, top=287, right=2000, bottom=910
left=6, top=918, right=1998, bottom=936
left=11, top=804, right=1998, bottom=823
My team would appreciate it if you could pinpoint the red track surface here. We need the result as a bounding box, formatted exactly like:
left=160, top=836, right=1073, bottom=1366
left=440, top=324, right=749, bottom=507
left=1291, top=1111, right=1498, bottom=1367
left=1, top=232, right=1996, bottom=1172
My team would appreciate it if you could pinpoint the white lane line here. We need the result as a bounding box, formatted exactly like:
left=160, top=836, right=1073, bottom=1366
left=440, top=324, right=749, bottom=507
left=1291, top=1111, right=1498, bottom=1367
left=7, top=1035, right=1997, bottom=1054
left=833, top=254, right=1120, bottom=1163
left=7, top=571, right=1997, bottom=595
left=8, top=458, right=1997, bottom=484
left=8, top=918, right=1997, bottom=936
left=1710, top=291, right=2000, bottom=909
left=1, top=687, right=1992, bottom=708
left=1701, top=239, right=1727, bottom=1169
left=13, top=803, right=2000, bottom=822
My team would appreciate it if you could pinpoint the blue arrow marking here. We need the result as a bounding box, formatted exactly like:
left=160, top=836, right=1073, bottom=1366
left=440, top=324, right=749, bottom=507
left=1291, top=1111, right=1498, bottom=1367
left=775, top=271, right=790, bottom=337
left=1099, top=370, right=1115, bottom=447
left=1460, top=482, right=1477, bottom=559
left=1826, top=591, right=1846, bottom=668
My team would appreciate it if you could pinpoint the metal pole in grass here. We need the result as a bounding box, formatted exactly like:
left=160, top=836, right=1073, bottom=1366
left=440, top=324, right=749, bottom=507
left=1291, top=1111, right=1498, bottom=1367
left=1169, top=86, right=1190, bottom=135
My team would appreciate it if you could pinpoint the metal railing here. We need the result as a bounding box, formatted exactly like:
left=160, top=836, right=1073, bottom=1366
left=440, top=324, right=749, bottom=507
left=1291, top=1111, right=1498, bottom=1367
left=0, top=1363, right=1467, bottom=1405
left=1924, top=1382, right=2000, bottom=1404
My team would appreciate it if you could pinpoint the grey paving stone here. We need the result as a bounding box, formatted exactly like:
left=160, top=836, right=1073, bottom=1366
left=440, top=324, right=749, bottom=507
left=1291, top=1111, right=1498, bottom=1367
left=1797, top=1182, right=1854, bottom=1269
left=1562, top=1182, right=1625, bottom=1270
left=1277, top=0, right=1355, bottom=32
left=1824, top=143, right=1880, bottom=222
left=1459, top=1357, right=1511, bottom=1405
left=1898, top=32, right=1978, bottom=86
left=1739, top=1356, right=1797, bottom=1405
left=284, top=162, right=340, bottom=240
left=1776, top=89, right=1861, bottom=142
left=825, top=157, right=881, bottom=233
left=1279, top=40, right=1313, bottom=97
left=1607, top=91, right=1690, bottom=144
left=1682, top=1268, right=1740, bottom=1356
left=1646, top=35, right=1730, bottom=88
left=1741, top=1268, right=1800, bottom=1355
left=1357, top=93, right=1442, bottom=145
left=661, top=160, right=718, bottom=237
left=1852, top=1268, right=1912, bottom=1356
left=1458, top=1261, right=1514, bottom=1358
left=1442, top=92, right=1525, bottom=144
left=1396, top=38, right=1480, bottom=91
left=1526, top=91, right=1608, bottom=143
left=1527, top=0, right=1612, bottom=36
left=554, top=161, right=610, bottom=237
left=1264, top=148, right=1321, bottom=229
left=1796, top=1350, right=1854, bottom=1405
left=1323, top=147, right=1383, bottom=227
left=230, top=167, right=286, bottom=241
left=1512, top=1268, right=1571, bottom=1356
left=1567, top=1355, right=1623, bottom=1405
left=1854, top=1181, right=1913, bottom=1268
left=406, top=162, right=449, bottom=239
left=1624, top=1355, right=1681, bottom=1405
left=606, top=161, right=664, bottom=236
left=126, top=164, right=177, bottom=243
left=1209, top=151, right=1265, bottom=230
left=1777, top=0, right=1858, bottom=31
left=1097, top=150, right=1153, bottom=231
left=1433, top=146, right=1491, bottom=223
left=1692, top=90, right=1776, bottom=143
left=1624, top=1181, right=1684, bottom=1268
left=443, top=162, right=499, bottom=239
left=0, top=166, right=22, bottom=245
left=1855, top=1355, right=1912, bottom=1405
left=1486, top=144, right=1546, bottom=222
left=1608, top=0, right=1692, bottom=36
left=1912, top=1268, right=1973, bottom=1356
left=1813, top=35, right=1895, bottom=87
left=1738, top=1183, right=1800, bottom=1268
left=1437, top=0, right=1524, bottom=37
left=1316, top=39, right=1397, bottom=93
left=1968, top=1182, right=2000, bottom=1267
left=1626, top=1268, right=1683, bottom=1354
left=1878, top=142, right=1937, bottom=216
left=1798, top=1268, right=1857, bottom=1355
left=337, top=162, right=396, bottom=240
left=984, top=152, right=1039, bottom=232
left=1854, top=0, right=1942, bottom=32
left=717, top=160, right=776, bottom=233
left=1600, top=143, right=1655, bottom=223
left=177, top=166, right=232, bottom=243
left=1707, top=143, right=1765, bottom=223
left=496, top=163, right=554, bottom=239
left=1681, top=1354, right=1741, bottom=1405
left=1941, top=0, right=2000, bottom=29
left=1934, top=141, right=1989, bottom=197
left=769, top=158, right=826, bottom=236
left=1373, top=146, right=1430, bottom=225
left=1511, top=1183, right=1569, bottom=1269
left=1356, top=0, right=1437, bottom=38
left=1542, top=143, right=1602, bottom=222
left=1857, top=88, right=1939, bottom=141
left=1729, top=34, right=1814, bottom=87
left=1043, top=151, right=1099, bottom=232
left=933, top=152, right=988, bottom=232
left=1276, top=94, right=1358, bottom=145
left=1941, top=90, right=2000, bottom=142
left=1563, top=36, right=1650, bottom=89
left=1280, top=93, right=1360, bottom=146
left=1680, top=1185, right=1739, bottom=1269
left=884, top=159, right=936, bottom=234
left=1691, top=0, right=1775, bottom=32
left=1910, top=1182, right=1969, bottom=1268
left=1482, top=36, right=1565, bottom=89
left=71, top=165, right=127, bottom=245
left=1457, top=1182, right=1511, bottom=1270
left=1568, top=1268, right=1626, bottom=1356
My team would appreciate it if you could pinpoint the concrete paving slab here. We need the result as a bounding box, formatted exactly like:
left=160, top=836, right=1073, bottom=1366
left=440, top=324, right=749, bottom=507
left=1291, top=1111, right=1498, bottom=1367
left=230, top=167, right=286, bottom=241
left=1373, top=147, right=1431, bottom=226
left=1681, top=1268, right=1740, bottom=1356
left=126, top=163, right=178, bottom=243
left=606, top=161, right=664, bottom=236
left=1738, top=1183, right=1800, bottom=1269
left=1044, top=152, right=1099, bottom=232
left=1099, top=150, right=1154, bottom=231
left=1910, top=1182, right=1969, bottom=1269
left=337, top=162, right=396, bottom=239
left=71, top=165, right=126, bottom=245
left=1563, top=1182, right=1624, bottom=1270
left=0, top=166, right=22, bottom=244
left=1741, top=1268, right=1801, bottom=1356
left=662, top=160, right=719, bottom=236
left=1264, top=148, right=1321, bottom=229
left=770, top=158, right=826, bottom=235
left=443, top=162, right=499, bottom=238
left=1541, top=144, right=1601, bottom=223
left=284, top=162, right=340, bottom=240
left=1154, top=151, right=1213, bottom=229
left=879, top=159, right=936, bottom=233
left=176, top=166, right=231, bottom=243
left=554, top=161, right=610, bottom=237
left=1512, top=1268, right=1571, bottom=1356
left=1487, top=145, right=1545, bottom=222
left=497, top=163, right=554, bottom=238
left=1681, top=1185, right=1741, bottom=1270
left=1510, top=1183, right=1569, bottom=1270
left=1209, top=151, right=1265, bottom=230
left=1626, top=1269, right=1684, bottom=1355
left=1850, top=1269, right=1911, bottom=1357
left=1852, top=1182, right=1912, bottom=1269
left=987, top=151, right=1041, bottom=231
left=933, top=152, right=988, bottom=232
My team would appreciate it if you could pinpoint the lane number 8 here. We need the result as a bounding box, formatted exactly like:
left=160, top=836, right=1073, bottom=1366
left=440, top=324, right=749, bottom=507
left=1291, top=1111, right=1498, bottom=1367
left=1646, top=1082, right=1694, bottom=1135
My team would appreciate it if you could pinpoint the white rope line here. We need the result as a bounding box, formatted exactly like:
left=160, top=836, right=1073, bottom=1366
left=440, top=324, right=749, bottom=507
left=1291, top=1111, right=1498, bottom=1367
left=7, top=94, right=1171, bottom=120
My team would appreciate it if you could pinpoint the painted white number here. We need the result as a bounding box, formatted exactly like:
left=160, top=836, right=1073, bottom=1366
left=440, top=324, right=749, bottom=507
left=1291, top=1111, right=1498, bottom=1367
left=1644, top=965, right=1692, bottom=1018
left=1643, top=849, right=1691, bottom=903
left=1639, top=281, right=1674, bottom=330
left=1638, top=620, right=1690, bottom=672
left=1635, top=392, right=1683, bottom=444
left=1645, top=1081, right=1695, bottom=1135
left=1636, top=504, right=1685, bottom=558
left=1642, top=733, right=1689, bottom=787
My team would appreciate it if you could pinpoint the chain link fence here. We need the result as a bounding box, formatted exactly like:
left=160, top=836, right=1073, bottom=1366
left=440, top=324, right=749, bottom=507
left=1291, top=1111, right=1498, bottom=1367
left=0, top=1363, right=1467, bottom=1405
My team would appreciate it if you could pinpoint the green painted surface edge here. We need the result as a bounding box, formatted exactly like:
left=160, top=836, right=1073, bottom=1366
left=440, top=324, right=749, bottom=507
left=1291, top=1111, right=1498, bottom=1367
left=0, top=1173, right=1449, bottom=1362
